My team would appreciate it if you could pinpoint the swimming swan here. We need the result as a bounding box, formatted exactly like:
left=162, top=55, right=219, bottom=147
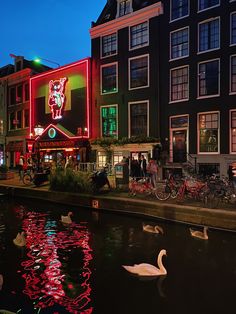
left=143, top=224, right=164, bottom=234
left=190, top=226, right=208, bottom=240
left=13, top=232, right=26, bottom=247
left=122, top=249, right=167, bottom=277
left=61, top=211, right=73, bottom=224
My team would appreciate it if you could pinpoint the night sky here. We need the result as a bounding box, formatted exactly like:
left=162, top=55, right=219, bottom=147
left=1, top=0, right=106, bottom=68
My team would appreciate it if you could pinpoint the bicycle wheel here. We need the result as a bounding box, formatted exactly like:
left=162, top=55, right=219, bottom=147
left=23, top=174, right=32, bottom=185
left=154, top=184, right=171, bottom=201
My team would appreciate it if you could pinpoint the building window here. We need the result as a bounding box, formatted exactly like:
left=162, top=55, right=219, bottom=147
left=101, top=105, right=118, bottom=138
left=113, top=152, right=123, bottom=165
left=101, top=33, right=117, bottom=58
left=230, top=110, right=236, bottom=153
left=9, top=112, right=15, bottom=130
left=198, top=59, right=219, bottom=97
left=130, top=22, right=148, bottom=50
left=16, top=85, right=23, bottom=103
left=101, top=63, right=118, bottom=94
left=97, top=151, right=107, bottom=167
left=231, top=12, right=236, bottom=45
left=24, top=83, right=29, bottom=101
left=117, top=0, right=132, bottom=17
left=198, top=18, right=220, bottom=52
left=198, top=0, right=220, bottom=11
left=129, top=101, right=148, bottom=137
left=129, top=55, right=149, bottom=90
left=0, top=120, right=3, bottom=135
left=24, top=109, right=29, bottom=128
left=9, top=87, right=16, bottom=106
left=230, top=55, right=236, bottom=93
left=170, top=66, right=189, bottom=102
left=16, top=111, right=22, bottom=129
left=198, top=112, right=219, bottom=153
left=170, top=27, right=189, bottom=60
left=171, top=0, right=189, bottom=21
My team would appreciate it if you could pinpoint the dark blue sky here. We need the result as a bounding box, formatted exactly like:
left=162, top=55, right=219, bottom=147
left=1, top=0, right=106, bottom=68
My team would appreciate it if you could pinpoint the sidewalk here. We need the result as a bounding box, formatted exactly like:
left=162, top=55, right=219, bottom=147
left=0, top=173, right=236, bottom=231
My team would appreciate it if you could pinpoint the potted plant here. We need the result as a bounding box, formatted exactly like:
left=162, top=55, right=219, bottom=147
left=0, top=164, right=14, bottom=180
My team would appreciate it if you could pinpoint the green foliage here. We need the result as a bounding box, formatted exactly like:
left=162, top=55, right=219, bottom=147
left=0, top=164, right=8, bottom=173
left=92, top=136, right=160, bottom=147
left=49, top=168, right=93, bottom=193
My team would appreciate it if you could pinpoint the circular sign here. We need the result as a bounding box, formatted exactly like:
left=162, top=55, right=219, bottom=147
left=48, top=127, right=56, bottom=139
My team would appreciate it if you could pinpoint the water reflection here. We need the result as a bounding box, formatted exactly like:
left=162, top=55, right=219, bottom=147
left=19, top=211, right=93, bottom=313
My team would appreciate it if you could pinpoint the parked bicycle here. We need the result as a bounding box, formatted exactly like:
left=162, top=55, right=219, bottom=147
left=23, top=167, right=50, bottom=187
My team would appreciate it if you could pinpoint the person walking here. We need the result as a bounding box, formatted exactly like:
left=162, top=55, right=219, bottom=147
left=18, top=155, right=24, bottom=181
left=146, top=158, right=158, bottom=188
left=139, top=155, right=147, bottom=178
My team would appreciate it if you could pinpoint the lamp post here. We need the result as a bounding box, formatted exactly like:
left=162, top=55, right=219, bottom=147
left=34, top=57, right=60, bottom=68
left=34, top=125, right=44, bottom=170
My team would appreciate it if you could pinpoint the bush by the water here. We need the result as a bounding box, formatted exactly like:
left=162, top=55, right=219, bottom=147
left=50, top=168, right=93, bottom=193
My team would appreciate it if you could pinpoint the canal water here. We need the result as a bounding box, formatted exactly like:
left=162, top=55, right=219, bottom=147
left=0, top=197, right=235, bottom=314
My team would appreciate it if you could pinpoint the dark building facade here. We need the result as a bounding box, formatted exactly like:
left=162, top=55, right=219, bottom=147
left=90, top=0, right=236, bottom=177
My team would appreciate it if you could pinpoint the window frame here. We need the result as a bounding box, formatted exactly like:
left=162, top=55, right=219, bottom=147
left=100, top=62, right=118, bottom=95
left=170, top=26, right=189, bottom=61
left=116, top=0, right=133, bottom=18
left=230, top=11, right=236, bottom=46
left=230, top=109, right=236, bottom=154
left=100, top=32, right=118, bottom=59
left=197, top=111, right=220, bottom=154
left=170, top=0, right=189, bottom=23
left=100, top=104, right=118, bottom=138
left=198, top=17, right=220, bottom=54
left=230, top=54, right=236, bottom=94
left=197, top=58, right=220, bottom=99
left=169, top=65, right=189, bottom=103
left=128, top=54, right=149, bottom=90
left=197, top=0, right=220, bottom=13
left=129, top=20, right=149, bottom=51
left=128, top=100, right=149, bottom=138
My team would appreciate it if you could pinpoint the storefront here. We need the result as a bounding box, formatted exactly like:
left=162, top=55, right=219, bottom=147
left=30, top=58, right=91, bottom=164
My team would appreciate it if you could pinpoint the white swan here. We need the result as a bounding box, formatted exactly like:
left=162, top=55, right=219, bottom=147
left=13, top=232, right=26, bottom=247
left=143, top=224, right=164, bottom=234
left=61, top=211, right=73, bottom=224
left=190, top=226, right=208, bottom=240
left=122, top=249, right=167, bottom=277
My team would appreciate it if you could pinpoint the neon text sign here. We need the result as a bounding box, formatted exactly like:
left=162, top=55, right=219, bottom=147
left=48, top=77, right=67, bottom=120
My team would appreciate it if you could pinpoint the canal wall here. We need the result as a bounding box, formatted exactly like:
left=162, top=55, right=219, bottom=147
left=0, top=183, right=236, bottom=231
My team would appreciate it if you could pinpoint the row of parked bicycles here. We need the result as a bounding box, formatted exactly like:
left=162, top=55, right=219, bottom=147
left=129, top=174, right=236, bottom=209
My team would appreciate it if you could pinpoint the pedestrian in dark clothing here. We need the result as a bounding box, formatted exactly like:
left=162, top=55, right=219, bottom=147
left=139, top=155, right=147, bottom=177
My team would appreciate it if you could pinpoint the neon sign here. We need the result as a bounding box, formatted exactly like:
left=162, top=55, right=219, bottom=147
left=48, top=127, right=56, bottom=139
left=48, top=77, right=67, bottom=120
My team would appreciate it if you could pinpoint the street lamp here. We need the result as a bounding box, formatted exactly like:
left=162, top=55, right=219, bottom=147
left=34, top=125, right=44, bottom=170
left=34, top=57, right=60, bottom=68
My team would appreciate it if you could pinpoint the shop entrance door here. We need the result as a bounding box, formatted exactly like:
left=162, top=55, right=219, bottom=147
left=172, top=130, right=187, bottom=163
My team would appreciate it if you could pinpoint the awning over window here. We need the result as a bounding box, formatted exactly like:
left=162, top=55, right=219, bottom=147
left=6, top=141, right=24, bottom=152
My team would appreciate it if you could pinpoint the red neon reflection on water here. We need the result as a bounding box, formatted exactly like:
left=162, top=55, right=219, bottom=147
left=19, top=211, right=93, bottom=313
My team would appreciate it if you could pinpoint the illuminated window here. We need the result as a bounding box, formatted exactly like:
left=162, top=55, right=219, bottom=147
left=98, top=151, right=107, bottom=167
left=101, top=106, right=118, bottom=138
left=198, top=0, right=219, bottom=11
left=198, top=18, right=220, bottom=52
left=113, top=152, right=123, bottom=165
left=231, top=110, right=236, bottom=153
left=130, top=22, right=148, bottom=50
left=101, top=63, right=118, bottom=94
left=231, top=12, right=236, bottom=45
left=170, top=27, right=189, bottom=60
left=102, top=33, right=117, bottom=57
left=0, top=120, right=3, bottom=135
left=170, top=66, right=189, bottom=102
left=171, top=0, right=188, bottom=21
left=129, top=102, right=148, bottom=137
left=129, top=55, right=149, bottom=89
left=198, top=59, right=219, bottom=97
left=198, top=112, right=219, bottom=153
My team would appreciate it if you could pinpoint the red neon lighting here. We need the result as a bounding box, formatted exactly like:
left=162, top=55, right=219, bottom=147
left=30, top=58, right=91, bottom=139
left=48, top=77, right=67, bottom=120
